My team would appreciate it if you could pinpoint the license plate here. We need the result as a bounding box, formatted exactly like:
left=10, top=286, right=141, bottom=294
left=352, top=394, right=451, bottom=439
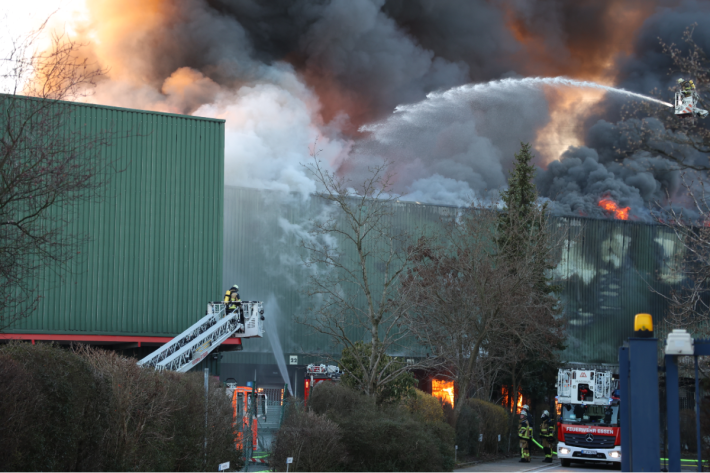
left=581, top=450, right=597, bottom=455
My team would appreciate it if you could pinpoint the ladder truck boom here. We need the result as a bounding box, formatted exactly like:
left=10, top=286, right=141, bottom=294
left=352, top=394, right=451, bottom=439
left=138, top=300, right=264, bottom=373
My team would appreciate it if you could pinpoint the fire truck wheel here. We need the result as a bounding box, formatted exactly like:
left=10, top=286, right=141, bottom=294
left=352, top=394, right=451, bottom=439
left=560, top=459, right=571, bottom=467
left=612, top=462, right=621, bottom=470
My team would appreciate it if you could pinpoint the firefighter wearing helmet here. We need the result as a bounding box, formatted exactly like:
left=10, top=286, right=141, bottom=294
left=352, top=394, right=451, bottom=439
left=518, top=409, right=533, bottom=463
left=540, top=410, right=555, bottom=463
left=678, top=77, right=696, bottom=97
left=224, top=284, right=244, bottom=324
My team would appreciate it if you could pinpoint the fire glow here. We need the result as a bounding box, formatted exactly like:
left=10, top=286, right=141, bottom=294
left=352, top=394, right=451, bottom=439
left=598, top=198, right=630, bottom=220
left=432, top=379, right=454, bottom=407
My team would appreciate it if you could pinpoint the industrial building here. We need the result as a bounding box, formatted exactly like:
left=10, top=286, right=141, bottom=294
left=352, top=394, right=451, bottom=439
left=1, top=96, right=684, bottom=395
left=3, top=98, right=228, bottom=368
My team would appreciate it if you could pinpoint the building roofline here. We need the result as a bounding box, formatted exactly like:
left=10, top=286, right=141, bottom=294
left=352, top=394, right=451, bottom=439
left=0, top=93, right=226, bottom=123
left=223, top=185, right=662, bottom=226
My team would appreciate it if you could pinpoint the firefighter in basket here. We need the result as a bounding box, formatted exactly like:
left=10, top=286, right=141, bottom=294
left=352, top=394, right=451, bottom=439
left=224, top=284, right=244, bottom=325
left=678, top=77, right=696, bottom=97
left=518, top=409, right=533, bottom=463
left=540, top=410, right=555, bottom=463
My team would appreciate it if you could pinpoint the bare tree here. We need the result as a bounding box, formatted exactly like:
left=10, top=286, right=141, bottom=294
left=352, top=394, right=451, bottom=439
left=653, top=176, right=710, bottom=336
left=299, top=153, right=438, bottom=400
left=0, top=21, right=117, bottom=330
left=401, top=202, right=565, bottom=418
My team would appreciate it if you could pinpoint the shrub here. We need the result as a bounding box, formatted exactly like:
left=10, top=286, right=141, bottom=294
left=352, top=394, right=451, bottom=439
left=271, top=399, right=346, bottom=472
left=468, top=398, right=510, bottom=454
left=309, top=382, right=454, bottom=471
left=0, top=342, right=111, bottom=471
left=0, top=342, right=242, bottom=472
left=339, top=341, right=417, bottom=404
left=404, top=389, right=445, bottom=424
left=455, top=401, right=480, bottom=456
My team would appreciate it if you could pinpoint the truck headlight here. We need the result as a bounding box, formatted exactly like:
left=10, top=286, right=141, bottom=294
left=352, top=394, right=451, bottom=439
left=610, top=451, right=620, bottom=458
left=559, top=448, right=570, bottom=455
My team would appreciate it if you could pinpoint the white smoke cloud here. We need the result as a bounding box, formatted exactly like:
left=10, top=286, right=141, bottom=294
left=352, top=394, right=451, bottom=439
left=356, top=78, right=551, bottom=203
left=194, top=69, right=351, bottom=198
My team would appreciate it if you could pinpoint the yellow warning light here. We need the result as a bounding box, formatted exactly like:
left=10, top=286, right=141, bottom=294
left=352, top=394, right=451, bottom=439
left=634, top=313, right=653, bottom=338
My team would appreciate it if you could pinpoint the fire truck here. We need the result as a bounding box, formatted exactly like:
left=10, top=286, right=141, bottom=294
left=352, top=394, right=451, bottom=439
left=556, top=368, right=621, bottom=468
left=304, top=364, right=341, bottom=401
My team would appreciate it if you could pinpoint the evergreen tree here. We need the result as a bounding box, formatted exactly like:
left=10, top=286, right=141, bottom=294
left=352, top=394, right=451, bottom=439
left=496, top=142, right=557, bottom=297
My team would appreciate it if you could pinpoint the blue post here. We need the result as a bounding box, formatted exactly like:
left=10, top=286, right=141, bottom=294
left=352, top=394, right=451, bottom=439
left=666, top=355, right=681, bottom=472
left=628, top=338, right=661, bottom=472
left=619, top=345, right=631, bottom=472
left=695, top=356, right=702, bottom=473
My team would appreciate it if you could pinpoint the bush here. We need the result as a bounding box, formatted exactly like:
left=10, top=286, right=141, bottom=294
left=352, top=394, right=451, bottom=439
left=404, top=389, right=445, bottom=424
left=0, top=342, right=110, bottom=471
left=339, top=341, right=417, bottom=404
left=0, top=342, right=242, bottom=472
left=308, top=382, right=455, bottom=471
left=467, top=399, right=510, bottom=454
left=271, top=399, right=346, bottom=472
left=455, top=401, right=480, bottom=456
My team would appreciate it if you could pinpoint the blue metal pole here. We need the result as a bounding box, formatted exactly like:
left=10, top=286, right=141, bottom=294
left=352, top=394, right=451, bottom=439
left=619, top=345, right=631, bottom=472
left=666, top=355, right=681, bottom=472
left=629, top=338, right=661, bottom=472
left=695, top=356, right=702, bottom=473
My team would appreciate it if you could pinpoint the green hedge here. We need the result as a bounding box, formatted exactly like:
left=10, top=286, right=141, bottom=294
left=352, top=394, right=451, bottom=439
left=0, top=342, right=242, bottom=472
left=301, top=383, right=454, bottom=472
left=455, top=398, right=511, bottom=456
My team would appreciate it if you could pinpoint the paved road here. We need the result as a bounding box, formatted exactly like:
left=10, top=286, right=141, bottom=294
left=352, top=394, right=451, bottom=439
left=458, top=455, right=702, bottom=472
left=458, top=456, right=612, bottom=472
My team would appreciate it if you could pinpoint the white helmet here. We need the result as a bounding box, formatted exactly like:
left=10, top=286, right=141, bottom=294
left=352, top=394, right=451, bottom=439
left=541, top=410, right=550, bottom=418
left=520, top=409, right=527, bottom=416
left=678, top=78, right=685, bottom=84
left=522, top=404, right=529, bottom=411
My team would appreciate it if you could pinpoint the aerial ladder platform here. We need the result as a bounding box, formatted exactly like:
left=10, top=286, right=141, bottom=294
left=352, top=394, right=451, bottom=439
left=138, top=301, right=264, bottom=372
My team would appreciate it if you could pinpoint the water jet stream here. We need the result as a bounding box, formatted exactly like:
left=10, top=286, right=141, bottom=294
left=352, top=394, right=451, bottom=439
left=265, top=294, right=294, bottom=396
left=425, top=76, right=673, bottom=110
left=361, top=76, right=672, bottom=138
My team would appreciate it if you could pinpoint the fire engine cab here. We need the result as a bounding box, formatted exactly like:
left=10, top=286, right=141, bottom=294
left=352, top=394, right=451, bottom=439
left=304, top=364, right=341, bottom=401
left=556, top=368, right=621, bottom=468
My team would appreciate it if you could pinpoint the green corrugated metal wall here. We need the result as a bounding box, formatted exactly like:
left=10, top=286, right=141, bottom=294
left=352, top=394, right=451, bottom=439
left=7, top=98, right=224, bottom=336
left=222, top=188, right=683, bottom=365
left=222, top=187, right=451, bottom=362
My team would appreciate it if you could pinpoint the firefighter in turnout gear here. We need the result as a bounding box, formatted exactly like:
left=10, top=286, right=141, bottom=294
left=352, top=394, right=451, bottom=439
left=540, top=410, right=555, bottom=463
left=518, top=409, right=532, bottom=462
left=224, top=284, right=244, bottom=325
left=678, top=78, right=696, bottom=97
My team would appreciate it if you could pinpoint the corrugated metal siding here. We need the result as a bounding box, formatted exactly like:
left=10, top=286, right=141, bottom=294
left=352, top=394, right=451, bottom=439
left=552, top=217, right=678, bottom=363
left=7, top=98, right=224, bottom=336
left=222, top=188, right=683, bottom=365
left=222, top=188, right=452, bottom=361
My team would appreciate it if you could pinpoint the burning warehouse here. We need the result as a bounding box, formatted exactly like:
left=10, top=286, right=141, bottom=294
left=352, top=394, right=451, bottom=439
left=4, top=0, right=710, bottom=394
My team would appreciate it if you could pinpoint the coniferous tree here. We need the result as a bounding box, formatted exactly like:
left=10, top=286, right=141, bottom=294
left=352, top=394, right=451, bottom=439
left=493, top=142, right=565, bottom=434
left=497, top=142, right=557, bottom=297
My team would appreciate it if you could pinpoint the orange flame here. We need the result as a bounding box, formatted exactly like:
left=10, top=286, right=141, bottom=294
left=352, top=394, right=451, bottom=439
left=501, top=385, right=524, bottom=413
left=432, top=379, right=455, bottom=407
left=598, top=198, right=630, bottom=220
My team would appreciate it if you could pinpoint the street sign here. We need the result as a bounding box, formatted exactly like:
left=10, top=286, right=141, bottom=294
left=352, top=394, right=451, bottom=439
left=455, top=445, right=458, bottom=450
left=218, top=461, right=230, bottom=471
left=289, top=356, right=298, bottom=365
left=286, top=457, right=293, bottom=464
left=498, top=434, right=501, bottom=442
left=479, top=434, right=483, bottom=442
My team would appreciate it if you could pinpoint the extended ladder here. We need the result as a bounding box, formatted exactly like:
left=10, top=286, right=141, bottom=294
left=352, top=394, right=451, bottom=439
left=138, top=301, right=264, bottom=373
